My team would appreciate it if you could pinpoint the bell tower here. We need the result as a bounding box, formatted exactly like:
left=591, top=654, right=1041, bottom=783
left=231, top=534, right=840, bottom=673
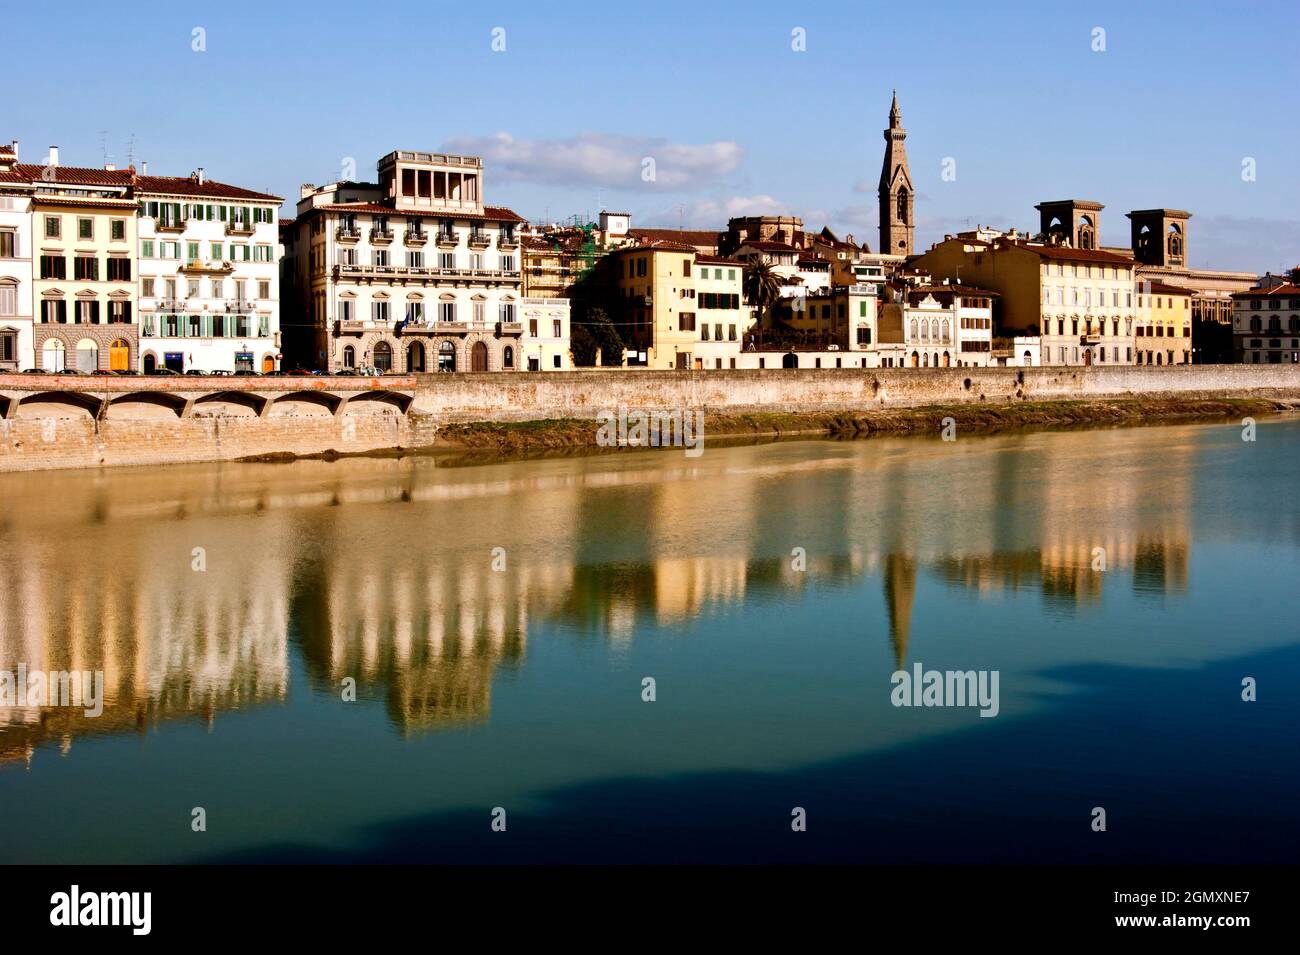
left=878, top=91, right=914, bottom=256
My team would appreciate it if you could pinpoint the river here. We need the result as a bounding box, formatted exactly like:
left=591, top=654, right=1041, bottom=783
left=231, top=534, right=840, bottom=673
left=1, top=418, right=1297, bottom=862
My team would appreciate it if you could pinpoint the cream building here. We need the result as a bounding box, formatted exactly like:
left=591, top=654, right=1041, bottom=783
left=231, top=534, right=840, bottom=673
left=284, top=149, right=526, bottom=373
left=0, top=141, right=33, bottom=371
left=136, top=171, right=282, bottom=373
left=24, top=150, right=138, bottom=372
left=608, top=241, right=700, bottom=369
left=1231, top=273, right=1300, bottom=365
left=519, top=297, right=571, bottom=370
left=692, top=254, right=748, bottom=368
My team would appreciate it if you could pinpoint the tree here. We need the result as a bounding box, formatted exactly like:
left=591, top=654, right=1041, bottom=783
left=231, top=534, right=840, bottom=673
left=571, top=307, right=625, bottom=367
left=743, top=260, right=783, bottom=330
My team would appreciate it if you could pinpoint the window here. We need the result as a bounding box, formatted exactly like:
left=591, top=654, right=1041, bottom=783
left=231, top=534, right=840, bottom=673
left=553, top=320, right=562, bottom=338
left=372, top=300, right=390, bottom=323
left=141, top=240, right=154, bottom=259
left=439, top=252, right=455, bottom=269
left=210, top=278, right=223, bottom=298
left=0, top=230, right=15, bottom=258
left=408, top=251, right=423, bottom=268
left=111, top=219, right=126, bottom=241
left=679, top=312, right=696, bottom=332
left=44, top=216, right=61, bottom=239
left=39, top=254, right=66, bottom=279
left=499, top=302, right=515, bottom=324
left=107, top=257, right=131, bottom=281
left=438, top=301, right=455, bottom=323
left=74, top=256, right=99, bottom=280
left=0, top=283, right=15, bottom=316
left=211, top=242, right=223, bottom=260
left=78, top=218, right=93, bottom=240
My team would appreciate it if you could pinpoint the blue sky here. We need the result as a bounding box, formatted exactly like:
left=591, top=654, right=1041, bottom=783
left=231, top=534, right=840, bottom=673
left=4, top=0, right=1297, bottom=270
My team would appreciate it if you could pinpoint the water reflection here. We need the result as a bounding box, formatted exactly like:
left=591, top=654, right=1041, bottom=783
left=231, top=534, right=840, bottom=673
left=0, top=420, right=1276, bottom=765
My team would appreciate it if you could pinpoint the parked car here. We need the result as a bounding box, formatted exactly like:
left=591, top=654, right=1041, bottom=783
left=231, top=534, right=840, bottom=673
left=22, top=368, right=43, bottom=374
left=57, top=369, right=80, bottom=376
left=232, top=370, right=260, bottom=377
left=333, top=369, right=357, bottom=376
left=184, top=369, right=208, bottom=376
left=92, top=369, right=115, bottom=376
left=209, top=369, right=234, bottom=377
left=113, top=369, right=141, bottom=376
left=147, top=367, right=180, bottom=376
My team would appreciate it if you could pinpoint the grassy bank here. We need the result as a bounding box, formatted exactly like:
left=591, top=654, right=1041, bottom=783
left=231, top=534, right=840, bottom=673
left=432, top=396, right=1293, bottom=453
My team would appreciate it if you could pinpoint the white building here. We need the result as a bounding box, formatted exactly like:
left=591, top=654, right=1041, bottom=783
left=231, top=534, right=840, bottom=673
left=136, top=171, right=282, bottom=373
left=0, top=140, right=34, bottom=371
left=284, top=150, right=526, bottom=373
left=519, top=297, right=571, bottom=370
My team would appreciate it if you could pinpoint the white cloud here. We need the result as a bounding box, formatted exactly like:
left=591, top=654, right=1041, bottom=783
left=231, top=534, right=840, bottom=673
left=441, top=132, right=744, bottom=191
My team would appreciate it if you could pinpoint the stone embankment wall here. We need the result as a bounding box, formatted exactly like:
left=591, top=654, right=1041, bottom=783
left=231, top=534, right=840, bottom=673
left=0, top=366, right=1296, bottom=473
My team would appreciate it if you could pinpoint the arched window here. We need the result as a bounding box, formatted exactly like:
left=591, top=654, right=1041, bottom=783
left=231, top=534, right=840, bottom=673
left=437, top=341, right=456, bottom=372
left=940, top=319, right=950, bottom=343
left=930, top=319, right=939, bottom=341
left=503, top=345, right=514, bottom=369
left=373, top=340, right=392, bottom=373
left=896, top=190, right=908, bottom=223
left=142, top=351, right=156, bottom=373
left=406, top=341, right=425, bottom=373
left=909, top=318, right=918, bottom=341
left=342, top=345, right=355, bottom=368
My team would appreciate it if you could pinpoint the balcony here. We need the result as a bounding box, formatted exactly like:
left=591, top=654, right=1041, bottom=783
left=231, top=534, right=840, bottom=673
left=336, top=225, right=361, bottom=242
left=467, top=231, right=491, bottom=250
left=497, top=321, right=524, bottom=335
left=405, top=230, right=428, bottom=247
left=333, top=263, right=523, bottom=285
left=370, top=227, right=394, bottom=244
left=224, top=300, right=256, bottom=314
left=498, top=233, right=519, bottom=251
left=155, top=219, right=186, bottom=233
left=154, top=299, right=185, bottom=311
left=226, top=220, right=256, bottom=236
left=179, top=259, right=234, bottom=274
left=435, top=231, right=458, bottom=249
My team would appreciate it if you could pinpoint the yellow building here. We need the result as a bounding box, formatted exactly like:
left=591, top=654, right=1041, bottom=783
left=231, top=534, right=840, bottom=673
left=914, top=231, right=1138, bottom=367
left=609, top=240, right=700, bottom=369
left=692, top=253, right=749, bottom=368
left=26, top=160, right=138, bottom=371
left=1135, top=280, right=1192, bottom=365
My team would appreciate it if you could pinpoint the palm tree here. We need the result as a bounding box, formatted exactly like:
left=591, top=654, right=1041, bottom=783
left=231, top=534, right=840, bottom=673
left=742, top=260, right=783, bottom=332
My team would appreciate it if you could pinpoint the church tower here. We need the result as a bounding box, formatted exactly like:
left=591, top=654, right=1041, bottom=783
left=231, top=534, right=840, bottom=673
left=878, top=91, right=914, bottom=256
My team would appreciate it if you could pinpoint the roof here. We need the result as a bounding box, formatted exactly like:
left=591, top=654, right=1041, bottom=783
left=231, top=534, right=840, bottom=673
left=12, top=163, right=133, bottom=186
left=694, top=254, right=738, bottom=266
left=908, top=284, right=1000, bottom=297
left=628, top=227, right=719, bottom=246
left=311, top=202, right=525, bottom=223
left=1142, top=281, right=1193, bottom=296
left=612, top=239, right=698, bottom=254
left=134, top=175, right=281, bottom=202
left=739, top=240, right=800, bottom=253
left=1232, top=283, right=1300, bottom=299
left=1035, top=199, right=1105, bottom=211
left=1013, top=242, right=1135, bottom=265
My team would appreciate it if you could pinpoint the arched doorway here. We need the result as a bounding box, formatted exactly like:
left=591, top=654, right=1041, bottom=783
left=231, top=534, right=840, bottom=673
left=471, top=341, right=489, bottom=372
left=43, top=339, right=66, bottom=372
left=262, top=354, right=276, bottom=374
left=373, top=341, right=393, bottom=373
left=1155, top=352, right=1163, bottom=366
left=782, top=351, right=798, bottom=369
left=1083, top=349, right=1093, bottom=366
left=142, top=352, right=157, bottom=374
left=109, top=338, right=129, bottom=371
left=342, top=345, right=356, bottom=369
left=407, top=342, right=425, bottom=373
left=503, top=346, right=514, bottom=369
left=910, top=351, right=919, bottom=368
left=941, top=351, right=950, bottom=367
left=76, top=338, right=99, bottom=373
left=438, top=341, right=456, bottom=372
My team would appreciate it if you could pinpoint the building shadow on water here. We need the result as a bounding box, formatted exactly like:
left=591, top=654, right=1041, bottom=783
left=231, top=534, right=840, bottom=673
left=190, top=642, right=1300, bottom=864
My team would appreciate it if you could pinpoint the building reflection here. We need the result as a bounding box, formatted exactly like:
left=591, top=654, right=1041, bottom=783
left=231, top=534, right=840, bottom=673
left=0, top=426, right=1201, bottom=762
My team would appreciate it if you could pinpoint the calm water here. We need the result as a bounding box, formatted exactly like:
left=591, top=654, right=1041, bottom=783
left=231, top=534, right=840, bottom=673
left=1, top=419, right=1298, bottom=863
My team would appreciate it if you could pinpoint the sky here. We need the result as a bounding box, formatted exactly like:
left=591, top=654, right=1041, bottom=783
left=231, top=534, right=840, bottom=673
left=3, top=0, right=1298, bottom=271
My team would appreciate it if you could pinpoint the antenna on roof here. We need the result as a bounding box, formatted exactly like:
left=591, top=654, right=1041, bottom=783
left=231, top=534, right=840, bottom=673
left=126, top=133, right=136, bottom=170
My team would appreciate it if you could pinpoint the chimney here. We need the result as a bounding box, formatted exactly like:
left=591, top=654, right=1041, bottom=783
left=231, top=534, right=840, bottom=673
left=197, top=167, right=205, bottom=185
left=300, top=183, right=316, bottom=199
left=48, top=145, right=59, bottom=166
left=141, top=160, right=148, bottom=175
left=104, top=163, right=115, bottom=171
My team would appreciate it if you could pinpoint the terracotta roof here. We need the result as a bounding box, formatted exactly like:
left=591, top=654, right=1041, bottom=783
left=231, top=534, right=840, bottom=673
left=908, top=284, right=1000, bottom=298
left=1012, top=242, right=1134, bottom=265
left=311, top=202, right=525, bottom=223
left=1232, top=283, right=1300, bottom=299
left=1142, top=281, right=1193, bottom=296
left=13, top=163, right=133, bottom=186
left=694, top=254, right=738, bottom=266
left=135, top=175, right=281, bottom=202
left=613, top=239, right=697, bottom=254
left=628, top=227, right=719, bottom=246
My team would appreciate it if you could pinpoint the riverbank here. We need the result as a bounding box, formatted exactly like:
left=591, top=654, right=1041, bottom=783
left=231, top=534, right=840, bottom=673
left=432, top=397, right=1294, bottom=453
left=3, top=366, right=1299, bottom=472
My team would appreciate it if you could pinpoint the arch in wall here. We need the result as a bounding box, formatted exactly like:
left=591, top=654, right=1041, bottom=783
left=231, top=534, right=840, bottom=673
left=342, top=345, right=356, bottom=369
left=15, top=390, right=102, bottom=418
left=910, top=350, right=919, bottom=368
left=42, top=339, right=66, bottom=372
left=142, top=351, right=157, bottom=373
left=437, top=341, right=456, bottom=372
left=373, top=341, right=393, bottom=373
left=343, top=390, right=411, bottom=415
left=268, top=390, right=342, bottom=416
left=471, top=340, right=489, bottom=372
left=407, top=341, right=425, bottom=373
left=503, top=345, right=514, bottom=369
left=191, top=391, right=266, bottom=417
left=105, top=391, right=187, bottom=420
left=109, top=338, right=130, bottom=371
left=782, top=351, right=798, bottom=369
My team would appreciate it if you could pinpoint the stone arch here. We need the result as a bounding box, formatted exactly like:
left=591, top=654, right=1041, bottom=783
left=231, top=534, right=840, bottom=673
left=344, top=390, right=412, bottom=415
left=191, top=391, right=266, bottom=417
left=268, top=390, right=342, bottom=416
left=142, top=351, right=158, bottom=373
left=342, top=345, right=356, bottom=369
left=406, top=341, right=425, bottom=373
left=470, top=340, right=489, bottom=372
left=75, top=337, right=99, bottom=373
left=372, top=340, right=393, bottom=373
left=782, top=351, right=798, bottom=369
left=105, top=391, right=187, bottom=420
left=42, top=339, right=67, bottom=372
left=1077, top=214, right=1095, bottom=250
left=436, top=340, right=456, bottom=372
left=503, top=345, right=514, bottom=369
left=15, top=390, right=102, bottom=418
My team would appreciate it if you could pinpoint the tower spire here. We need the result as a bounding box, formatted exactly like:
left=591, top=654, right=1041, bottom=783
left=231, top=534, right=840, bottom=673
left=878, top=92, right=914, bottom=255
